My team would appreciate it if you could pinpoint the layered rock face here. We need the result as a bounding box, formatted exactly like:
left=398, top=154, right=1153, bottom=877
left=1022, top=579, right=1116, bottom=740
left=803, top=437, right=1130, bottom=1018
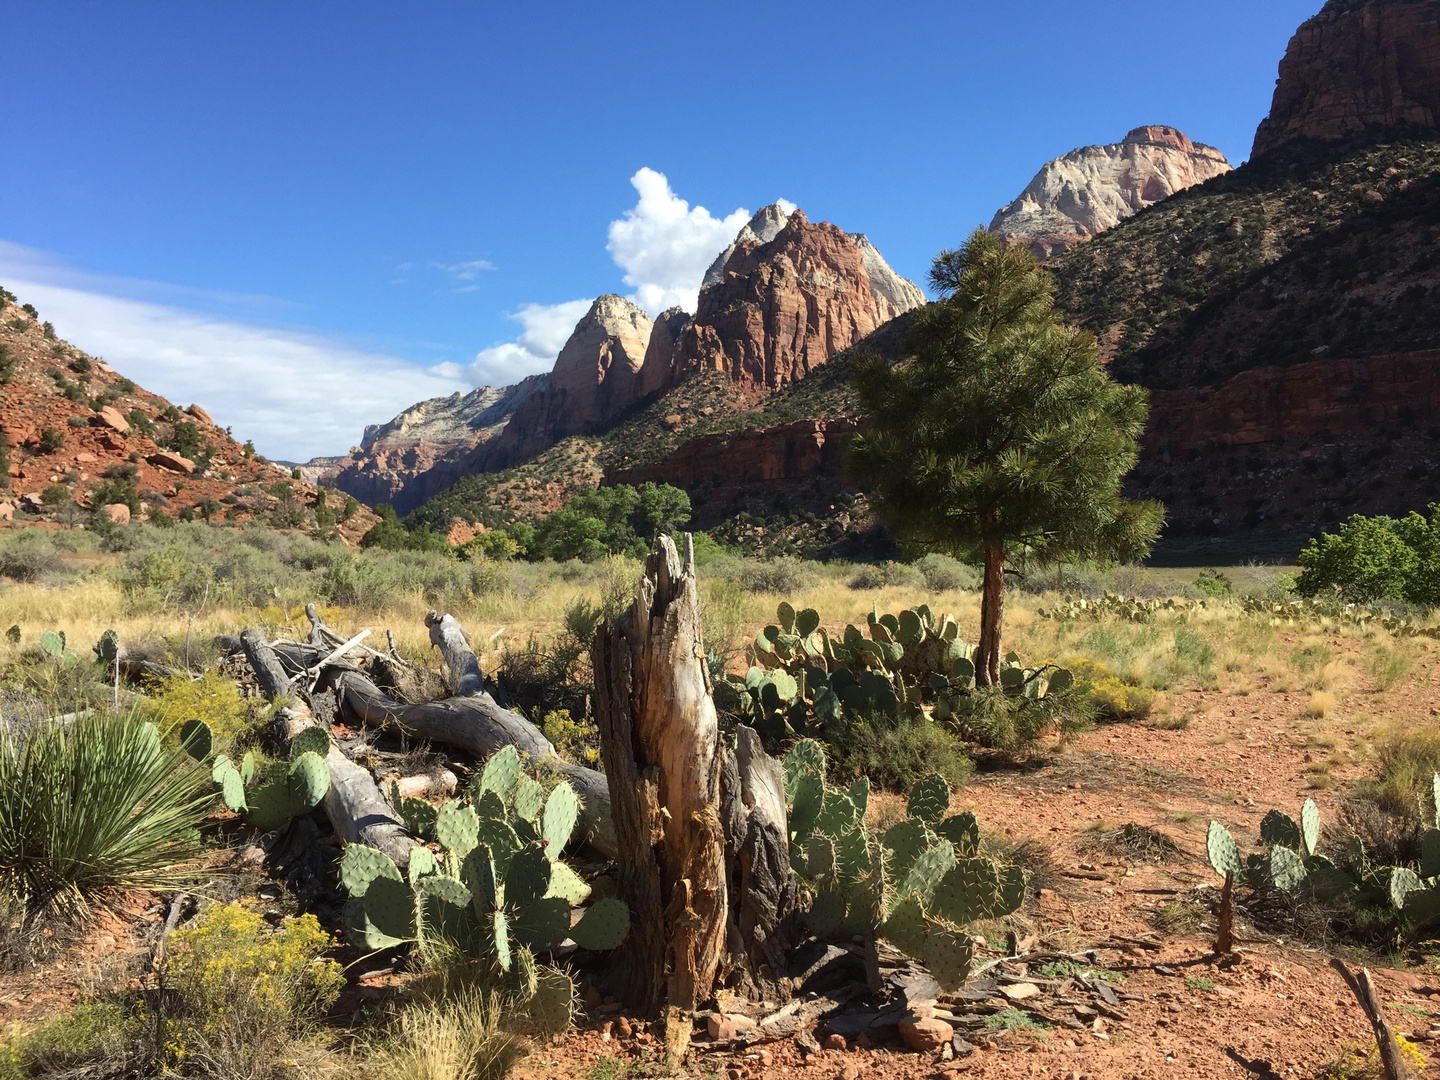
left=989, top=126, right=1232, bottom=259
left=488, top=295, right=653, bottom=467
left=668, top=207, right=925, bottom=393
left=1253, top=0, right=1440, bottom=157
left=313, top=377, right=545, bottom=512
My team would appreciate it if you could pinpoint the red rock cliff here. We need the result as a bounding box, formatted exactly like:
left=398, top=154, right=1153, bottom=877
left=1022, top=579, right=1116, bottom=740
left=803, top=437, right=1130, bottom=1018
left=666, top=209, right=924, bottom=394
left=1253, top=0, right=1440, bottom=157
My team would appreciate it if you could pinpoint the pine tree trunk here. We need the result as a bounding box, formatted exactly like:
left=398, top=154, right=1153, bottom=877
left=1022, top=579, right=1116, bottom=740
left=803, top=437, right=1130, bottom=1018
left=592, top=535, right=729, bottom=1067
left=978, top=540, right=1005, bottom=686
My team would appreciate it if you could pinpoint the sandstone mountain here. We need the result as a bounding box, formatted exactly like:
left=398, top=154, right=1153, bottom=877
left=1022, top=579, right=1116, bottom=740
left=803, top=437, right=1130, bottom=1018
left=0, top=287, right=376, bottom=539
left=302, top=376, right=545, bottom=512
left=988, top=126, right=1233, bottom=259
left=1253, top=0, right=1440, bottom=157
left=325, top=206, right=923, bottom=515
left=667, top=206, right=925, bottom=393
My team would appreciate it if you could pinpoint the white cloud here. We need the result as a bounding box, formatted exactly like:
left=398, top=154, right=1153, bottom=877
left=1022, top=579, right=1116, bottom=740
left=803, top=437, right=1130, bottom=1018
left=606, top=168, right=752, bottom=316
left=1, top=278, right=470, bottom=462
left=438, top=298, right=592, bottom=387
left=433, top=259, right=496, bottom=292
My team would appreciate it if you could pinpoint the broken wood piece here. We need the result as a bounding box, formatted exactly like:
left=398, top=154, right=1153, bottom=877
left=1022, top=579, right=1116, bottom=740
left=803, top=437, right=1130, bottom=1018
left=240, top=629, right=413, bottom=868
left=426, top=609, right=483, bottom=695
left=1215, top=870, right=1235, bottom=955
left=389, top=770, right=458, bottom=800
left=301, top=628, right=372, bottom=691
left=1331, top=958, right=1411, bottom=1080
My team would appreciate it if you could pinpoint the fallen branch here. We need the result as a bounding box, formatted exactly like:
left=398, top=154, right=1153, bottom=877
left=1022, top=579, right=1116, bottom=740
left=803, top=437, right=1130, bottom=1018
left=240, top=630, right=413, bottom=868
left=300, top=628, right=372, bottom=692
left=1331, top=958, right=1412, bottom=1080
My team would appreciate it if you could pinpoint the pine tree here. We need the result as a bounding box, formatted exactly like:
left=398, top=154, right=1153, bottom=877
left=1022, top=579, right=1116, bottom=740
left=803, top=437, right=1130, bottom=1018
left=849, top=229, right=1164, bottom=685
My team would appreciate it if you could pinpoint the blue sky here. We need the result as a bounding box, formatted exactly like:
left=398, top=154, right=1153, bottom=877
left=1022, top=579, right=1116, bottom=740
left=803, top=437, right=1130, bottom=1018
left=0, top=1, right=1319, bottom=460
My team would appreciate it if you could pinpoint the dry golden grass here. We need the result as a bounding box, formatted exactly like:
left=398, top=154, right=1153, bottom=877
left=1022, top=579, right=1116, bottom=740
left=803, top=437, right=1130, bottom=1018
left=1307, top=690, right=1337, bottom=719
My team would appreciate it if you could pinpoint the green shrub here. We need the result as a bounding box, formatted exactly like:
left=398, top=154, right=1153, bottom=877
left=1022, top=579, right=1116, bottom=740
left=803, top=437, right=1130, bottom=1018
left=1068, top=658, right=1156, bottom=722
left=848, top=561, right=922, bottom=590
left=825, top=714, right=972, bottom=791
left=914, top=553, right=978, bottom=592
left=37, top=427, right=64, bottom=453
left=1193, top=568, right=1233, bottom=598
left=731, top=556, right=816, bottom=594
left=0, top=531, right=67, bottom=583
left=1296, top=507, right=1440, bottom=605
left=39, top=484, right=69, bottom=507
left=143, top=672, right=250, bottom=745
left=0, top=710, right=212, bottom=919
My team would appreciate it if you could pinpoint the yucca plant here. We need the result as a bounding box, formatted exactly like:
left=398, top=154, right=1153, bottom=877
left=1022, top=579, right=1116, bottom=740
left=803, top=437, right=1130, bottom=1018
left=0, top=709, right=214, bottom=920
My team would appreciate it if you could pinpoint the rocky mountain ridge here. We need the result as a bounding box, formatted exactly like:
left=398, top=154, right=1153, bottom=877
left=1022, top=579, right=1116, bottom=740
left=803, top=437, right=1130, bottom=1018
left=988, top=126, right=1232, bottom=259
left=1253, top=0, right=1440, bottom=157
left=0, top=288, right=376, bottom=539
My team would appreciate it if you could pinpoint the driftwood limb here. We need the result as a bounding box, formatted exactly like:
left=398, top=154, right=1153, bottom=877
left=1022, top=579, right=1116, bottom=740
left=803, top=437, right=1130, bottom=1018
left=593, top=535, right=728, bottom=1066
left=427, top=609, right=483, bottom=695
left=301, top=629, right=372, bottom=691
left=240, top=630, right=413, bottom=868
left=1331, top=958, right=1411, bottom=1080
left=283, top=609, right=618, bottom=860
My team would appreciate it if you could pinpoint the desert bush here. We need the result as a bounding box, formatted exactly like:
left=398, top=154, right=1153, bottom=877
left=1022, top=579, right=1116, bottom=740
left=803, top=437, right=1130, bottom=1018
left=1068, top=658, right=1156, bottom=722
left=945, top=684, right=1090, bottom=753
left=1353, top=726, right=1440, bottom=821
left=1363, top=642, right=1412, bottom=692
left=142, top=671, right=251, bottom=746
left=848, top=561, right=922, bottom=590
left=825, top=715, right=972, bottom=791
left=1192, top=569, right=1233, bottom=598
left=914, top=553, right=978, bottom=592
left=0, top=710, right=212, bottom=920
left=0, top=531, right=68, bottom=583
left=118, top=544, right=215, bottom=606
left=730, top=556, right=816, bottom=594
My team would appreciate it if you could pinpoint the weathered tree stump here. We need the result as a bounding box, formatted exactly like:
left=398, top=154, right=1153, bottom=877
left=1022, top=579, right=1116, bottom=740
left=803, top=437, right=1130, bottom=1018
left=593, top=535, right=798, bottom=1065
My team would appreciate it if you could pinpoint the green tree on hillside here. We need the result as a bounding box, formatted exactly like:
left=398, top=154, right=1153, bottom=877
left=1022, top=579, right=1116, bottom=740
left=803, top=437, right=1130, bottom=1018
left=848, top=229, right=1163, bottom=685
left=1295, top=508, right=1440, bottom=605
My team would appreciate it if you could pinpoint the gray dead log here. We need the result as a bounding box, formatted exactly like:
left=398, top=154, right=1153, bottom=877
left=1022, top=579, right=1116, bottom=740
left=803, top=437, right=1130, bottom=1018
left=239, top=629, right=413, bottom=867
left=426, top=609, right=483, bottom=695
left=592, top=535, right=730, bottom=1066
left=284, top=610, right=617, bottom=860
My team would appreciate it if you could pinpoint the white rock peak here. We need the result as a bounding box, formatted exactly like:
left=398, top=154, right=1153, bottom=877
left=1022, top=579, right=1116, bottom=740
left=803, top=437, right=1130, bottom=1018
left=988, top=125, right=1232, bottom=259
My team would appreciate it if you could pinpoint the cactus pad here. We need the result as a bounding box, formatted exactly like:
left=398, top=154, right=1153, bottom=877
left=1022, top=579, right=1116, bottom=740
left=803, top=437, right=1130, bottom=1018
left=846, top=776, right=870, bottom=817
left=570, top=897, right=630, bottom=951
left=834, top=827, right=872, bottom=884
left=1259, top=810, right=1302, bottom=852
left=783, top=739, right=827, bottom=797
left=219, top=765, right=246, bottom=813
left=789, top=771, right=825, bottom=841
left=476, top=816, right=521, bottom=878
left=179, top=719, right=212, bottom=761
left=815, top=789, right=859, bottom=838
left=529, top=968, right=577, bottom=1035
left=896, top=841, right=956, bottom=907
left=1390, top=866, right=1424, bottom=909
left=541, top=782, right=579, bottom=858
left=491, top=909, right=512, bottom=970
left=515, top=944, right=538, bottom=1002
left=795, top=607, right=821, bottom=637
left=397, top=796, right=438, bottom=840
left=361, top=873, right=418, bottom=943
left=437, top=801, right=480, bottom=859
left=1206, top=822, right=1243, bottom=880
left=931, top=856, right=1001, bottom=925
left=290, top=725, right=331, bottom=760
left=343, top=896, right=409, bottom=951
left=922, top=925, right=975, bottom=992
left=341, top=844, right=402, bottom=896
left=407, top=846, right=438, bottom=885
left=907, top=773, right=951, bottom=825
left=1267, top=846, right=1307, bottom=892
left=805, top=833, right=836, bottom=881
left=882, top=893, right=928, bottom=957
left=1300, top=798, right=1321, bottom=857
left=1422, top=829, right=1440, bottom=880
left=463, top=845, right=498, bottom=913
left=994, top=865, right=1025, bottom=916
left=474, top=788, right=506, bottom=822
left=479, top=745, right=524, bottom=803
left=882, top=819, right=933, bottom=880
left=39, top=630, right=64, bottom=657
left=513, top=778, right=546, bottom=822
left=545, top=860, right=592, bottom=905
left=935, top=812, right=979, bottom=855
left=505, top=844, right=552, bottom=908
left=510, top=895, right=571, bottom=950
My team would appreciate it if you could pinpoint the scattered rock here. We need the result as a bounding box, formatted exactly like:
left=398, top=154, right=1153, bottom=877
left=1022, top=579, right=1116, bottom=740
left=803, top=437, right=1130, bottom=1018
left=823, top=1033, right=847, bottom=1051
left=707, top=1014, right=740, bottom=1041
left=899, top=1016, right=954, bottom=1053
left=148, top=450, right=196, bottom=474
left=758, top=1050, right=774, bottom=1067
left=0, top=503, right=12, bottom=522
left=186, top=403, right=214, bottom=425
left=616, top=1016, right=632, bottom=1038
left=839, top=1065, right=861, bottom=1080
left=103, top=504, right=131, bottom=524
left=1000, top=982, right=1040, bottom=1001
left=95, top=405, right=130, bottom=434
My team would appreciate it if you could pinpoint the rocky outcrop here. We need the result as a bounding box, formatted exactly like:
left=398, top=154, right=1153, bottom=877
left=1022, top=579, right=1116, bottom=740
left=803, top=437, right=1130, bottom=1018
left=489, top=295, right=653, bottom=467
left=309, top=376, right=545, bottom=513
left=668, top=207, right=925, bottom=393
left=1253, top=0, right=1440, bottom=158
left=638, top=306, right=690, bottom=398
left=989, top=126, right=1232, bottom=259
left=607, top=417, right=857, bottom=490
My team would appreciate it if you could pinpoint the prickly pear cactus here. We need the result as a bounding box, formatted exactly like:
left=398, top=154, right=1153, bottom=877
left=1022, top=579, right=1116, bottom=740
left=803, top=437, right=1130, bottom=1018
left=338, top=745, right=630, bottom=978
left=211, top=746, right=330, bottom=832
left=782, top=742, right=1023, bottom=991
